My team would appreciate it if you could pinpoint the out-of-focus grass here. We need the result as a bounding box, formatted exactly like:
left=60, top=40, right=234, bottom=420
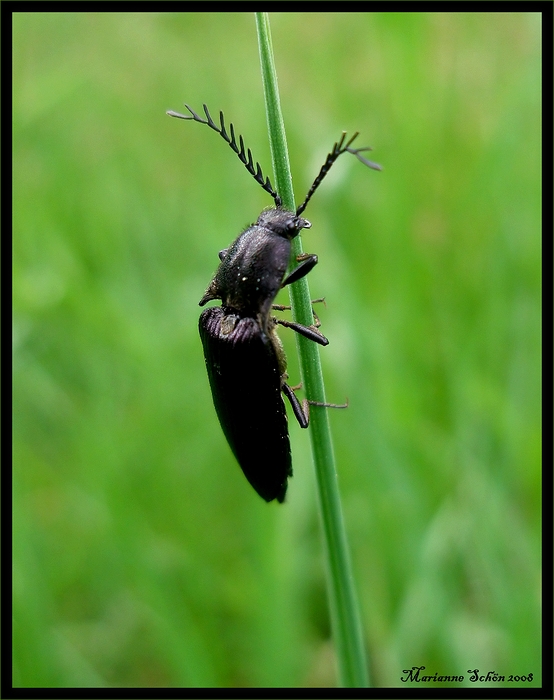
left=13, top=12, right=541, bottom=688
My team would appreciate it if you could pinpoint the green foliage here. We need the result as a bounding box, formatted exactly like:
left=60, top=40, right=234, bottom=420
left=13, top=12, right=541, bottom=688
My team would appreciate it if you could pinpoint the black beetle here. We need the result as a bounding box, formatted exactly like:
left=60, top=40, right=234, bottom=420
left=167, top=104, right=380, bottom=502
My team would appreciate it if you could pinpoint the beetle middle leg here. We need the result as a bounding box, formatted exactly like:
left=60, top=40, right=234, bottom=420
left=276, top=318, right=328, bottom=346
left=272, top=296, right=327, bottom=344
left=272, top=297, right=326, bottom=328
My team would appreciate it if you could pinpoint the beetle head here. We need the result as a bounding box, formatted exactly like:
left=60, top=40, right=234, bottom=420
left=256, top=209, right=311, bottom=240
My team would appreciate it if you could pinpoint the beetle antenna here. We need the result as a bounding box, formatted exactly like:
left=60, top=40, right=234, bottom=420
left=296, top=131, right=382, bottom=216
left=167, top=104, right=282, bottom=207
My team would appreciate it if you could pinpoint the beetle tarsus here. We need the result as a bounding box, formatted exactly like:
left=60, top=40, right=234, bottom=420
left=308, top=398, right=349, bottom=409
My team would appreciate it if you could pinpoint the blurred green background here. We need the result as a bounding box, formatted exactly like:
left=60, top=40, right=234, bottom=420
left=13, top=12, right=541, bottom=689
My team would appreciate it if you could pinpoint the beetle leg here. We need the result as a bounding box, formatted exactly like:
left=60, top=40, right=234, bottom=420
left=282, top=385, right=348, bottom=429
left=272, top=297, right=325, bottom=326
left=311, top=309, right=321, bottom=328
left=289, top=381, right=348, bottom=410
left=309, top=298, right=326, bottom=328
left=272, top=297, right=325, bottom=328
left=282, top=383, right=309, bottom=428
left=287, top=382, right=303, bottom=392
left=308, top=398, right=349, bottom=409
left=281, top=254, right=318, bottom=287
left=272, top=297, right=325, bottom=312
left=276, top=318, right=329, bottom=346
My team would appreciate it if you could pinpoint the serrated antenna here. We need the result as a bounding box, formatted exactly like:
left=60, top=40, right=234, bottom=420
left=167, top=104, right=282, bottom=207
left=296, top=131, right=382, bottom=216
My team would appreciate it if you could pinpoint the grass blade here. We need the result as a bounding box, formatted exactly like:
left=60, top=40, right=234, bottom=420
left=255, top=11, right=370, bottom=688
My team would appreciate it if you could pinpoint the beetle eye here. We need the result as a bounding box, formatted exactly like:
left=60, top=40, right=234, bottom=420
left=287, top=220, right=298, bottom=231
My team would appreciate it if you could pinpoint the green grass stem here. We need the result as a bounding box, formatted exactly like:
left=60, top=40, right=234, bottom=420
left=256, top=12, right=370, bottom=688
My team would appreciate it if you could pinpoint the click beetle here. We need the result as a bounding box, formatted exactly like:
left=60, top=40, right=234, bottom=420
left=167, top=103, right=380, bottom=502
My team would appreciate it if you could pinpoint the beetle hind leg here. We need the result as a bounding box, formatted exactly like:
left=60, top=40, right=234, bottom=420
left=282, top=383, right=309, bottom=429
left=282, top=384, right=349, bottom=429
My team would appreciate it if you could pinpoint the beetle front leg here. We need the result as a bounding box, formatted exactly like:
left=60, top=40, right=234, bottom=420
left=281, top=253, right=318, bottom=288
